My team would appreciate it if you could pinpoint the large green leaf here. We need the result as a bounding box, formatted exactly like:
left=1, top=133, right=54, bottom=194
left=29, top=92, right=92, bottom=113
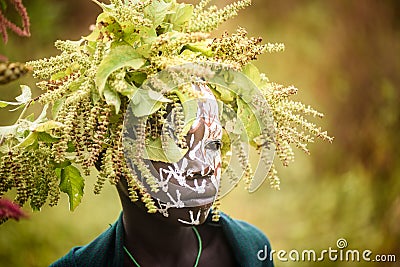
left=95, top=45, right=145, bottom=96
left=58, top=165, right=85, bottom=211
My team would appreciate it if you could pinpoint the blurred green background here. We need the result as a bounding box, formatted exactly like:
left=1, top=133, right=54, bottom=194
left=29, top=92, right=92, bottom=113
left=0, top=0, right=399, bottom=266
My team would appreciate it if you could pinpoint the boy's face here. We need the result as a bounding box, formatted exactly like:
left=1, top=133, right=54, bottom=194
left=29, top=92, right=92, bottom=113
left=146, top=84, right=223, bottom=225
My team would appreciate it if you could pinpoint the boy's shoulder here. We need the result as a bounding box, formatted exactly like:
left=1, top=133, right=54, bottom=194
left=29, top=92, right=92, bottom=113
left=216, top=212, right=274, bottom=267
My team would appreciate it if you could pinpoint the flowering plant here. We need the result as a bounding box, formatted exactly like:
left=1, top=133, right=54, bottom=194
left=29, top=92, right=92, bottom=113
left=0, top=0, right=332, bottom=223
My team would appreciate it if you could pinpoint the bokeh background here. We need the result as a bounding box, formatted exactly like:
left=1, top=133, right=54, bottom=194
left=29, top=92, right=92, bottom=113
left=0, top=0, right=399, bottom=266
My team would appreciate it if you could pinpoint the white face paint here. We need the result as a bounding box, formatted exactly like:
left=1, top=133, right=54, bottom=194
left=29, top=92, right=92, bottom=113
left=146, top=84, right=223, bottom=220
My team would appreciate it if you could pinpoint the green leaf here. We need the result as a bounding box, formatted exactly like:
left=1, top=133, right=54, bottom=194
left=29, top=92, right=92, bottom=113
left=127, top=71, right=147, bottom=87
left=50, top=63, right=80, bottom=81
left=224, top=118, right=243, bottom=135
left=33, top=120, right=63, bottom=132
left=237, top=97, right=261, bottom=145
left=59, top=165, right=85, bottom=211
left=52, top=98, right=65, bottom=118
left=162, top=134, right=188, bottom=163
left=211, top=69, right=258, bottom=104
left=0, top=144, right=9, bottom=154
left=118, top=82, right=138, bottom=98
left=135, top=43, right=152, bottom=58
left=121, top=23, right=155, bottom=49
left=144, top=137, right=169, bottom=162
left=92, top=12, right=123, bottom=41
left=144, top=0, right=171, bottom=26
left=147, top=89, right=170, bottom=102
left=95, top=45, right=145, bottom=96
left=15, top=132, right=38, bottom=148
left=84, top=27, right=101, bottom=42
left=214, top=85, right=235, bottom=102
left=103, top=84, right=121, bottom=114
left=184, top=41, right=213, bottom=57
left=169, top=3, right=193, bottom=29
left=54, top=160, right=71, bottom=169
left=242, top=63, right=260, bottom=85
left=141, top=27, right=157, bottom=45
left=120, top=22, right=138, bottom=45
left=242, top=63, right=267, bottom=88
left=144, top=136, right=188, bottom=163
left=130, top=89, right=169, bottom=117
left=37, top=132, right=60, bottom=143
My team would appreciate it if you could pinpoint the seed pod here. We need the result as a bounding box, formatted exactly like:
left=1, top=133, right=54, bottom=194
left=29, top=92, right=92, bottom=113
left=133, top=117, right=159, bottom=193
left=234, top=141, right=253, bottom=189
left=0, top=62, right=30, bottom=84
left=211, top=197, right=221, bottom=222
left=141, top=192, right=157, bottom=213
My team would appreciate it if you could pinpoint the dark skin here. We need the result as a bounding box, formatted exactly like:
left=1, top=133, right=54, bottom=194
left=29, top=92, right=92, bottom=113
left=118, top=96, right=237, bottom=266
left=117, top=180, right=238, bottom=267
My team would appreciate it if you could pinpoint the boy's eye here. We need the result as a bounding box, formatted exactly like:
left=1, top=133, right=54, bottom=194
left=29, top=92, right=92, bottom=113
left=205, top=140, right=222, bottom=151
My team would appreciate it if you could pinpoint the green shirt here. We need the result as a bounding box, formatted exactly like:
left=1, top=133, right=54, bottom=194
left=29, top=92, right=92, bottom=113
left=50, top=212, right=274, bottom=267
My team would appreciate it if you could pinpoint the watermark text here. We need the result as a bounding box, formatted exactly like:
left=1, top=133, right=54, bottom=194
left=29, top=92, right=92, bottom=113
left=257, top=238, right=397, bottom=263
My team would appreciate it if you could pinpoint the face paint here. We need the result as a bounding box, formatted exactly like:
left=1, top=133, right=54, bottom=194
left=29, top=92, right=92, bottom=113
left=145, top=84, right=223, bottom=219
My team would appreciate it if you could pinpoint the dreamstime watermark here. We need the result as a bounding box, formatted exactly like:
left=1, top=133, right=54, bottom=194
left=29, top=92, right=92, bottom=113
left=257, top=238, right=397, bottom=263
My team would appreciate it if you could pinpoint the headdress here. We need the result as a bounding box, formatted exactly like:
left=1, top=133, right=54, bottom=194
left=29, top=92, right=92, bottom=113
left=0, top=0, right=332, bottom=223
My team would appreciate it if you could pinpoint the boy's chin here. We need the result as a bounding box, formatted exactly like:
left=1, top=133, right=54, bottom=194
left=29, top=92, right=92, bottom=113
left=156, top=203, right=213, bottom=226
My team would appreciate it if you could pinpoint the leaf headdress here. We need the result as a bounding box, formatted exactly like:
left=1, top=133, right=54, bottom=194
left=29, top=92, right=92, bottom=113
left=0, top=0, right=332, bottom=223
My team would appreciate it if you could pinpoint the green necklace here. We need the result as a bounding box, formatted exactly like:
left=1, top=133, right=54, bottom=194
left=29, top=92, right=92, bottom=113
left=123, top=226, right=202, bottom=267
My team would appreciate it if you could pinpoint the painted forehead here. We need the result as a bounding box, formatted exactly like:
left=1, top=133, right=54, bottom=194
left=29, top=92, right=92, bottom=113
left=190, top=83, right=222, bottom=141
